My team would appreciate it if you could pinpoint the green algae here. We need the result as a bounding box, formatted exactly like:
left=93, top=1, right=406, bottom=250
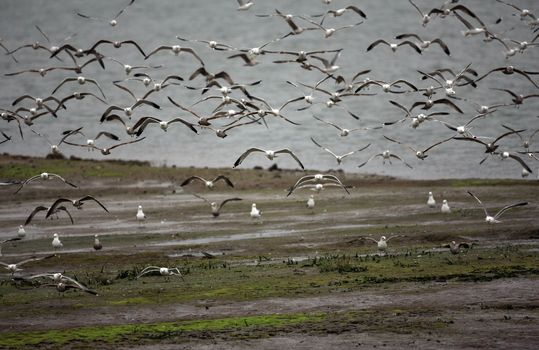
left=0, top=312, right=326, bottom=348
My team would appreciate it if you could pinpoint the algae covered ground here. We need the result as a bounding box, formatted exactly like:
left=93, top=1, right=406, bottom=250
left=0, top=154, right=538, bottom=349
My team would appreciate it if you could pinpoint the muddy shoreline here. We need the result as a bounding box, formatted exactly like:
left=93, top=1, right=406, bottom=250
left=0, top=155, right=538, bottom=349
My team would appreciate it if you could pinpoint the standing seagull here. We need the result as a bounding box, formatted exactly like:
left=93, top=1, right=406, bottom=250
left=250, top=203, right=261, bottom=220
left=17, top=225, right=26, bottom=238
left=52, top=233, right=63, bottom=250
left=306, top=195, right=315, bottom=211
left=362, top=235, right=404, bottom=254
left=93, top=235, right=102, bottom=251
left=467, top=191, right=527, bottom=224
left=234, top=148, right=304, bottom=169
left=427, top=192, right=436, bottom=208
left=441, top=199, right=451, bottom=213
left=136, top=205, right=146, bottom=225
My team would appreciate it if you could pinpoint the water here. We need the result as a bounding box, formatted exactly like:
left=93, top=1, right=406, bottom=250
left=0, top=0, right=538, bottom=179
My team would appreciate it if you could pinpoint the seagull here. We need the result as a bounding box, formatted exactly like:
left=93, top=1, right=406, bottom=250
left=256, top=9, right=317, bottom=37
left=428, top=4, right=486, bottom=27
left=136, top=205, right=146, bottom=225
left=51, top=76, right=107, bottom=100
left=44, top=280, right=98, bottom=295
left=441, top=199, right=451, bottom=213
left=45, top=195, right=109, bottom=219
left=0, top=131, right=12, bottom=145
left=0, top=237, right=22, bottom=257
left=237, top=0, right=254, bottom=11
left=411, top=98, right=463, bottom=113
left=188, top=79, right=261, bottom=99
left=408, top=0, right=434, bottom=26
left=24, top=205, right=74, bottom=226
left=84, top=39, right=146, bottom=57
left=438, top=113, right=492, bottom=138
left=137, top=266, right=184, bottom=280
left=362, top=235, right=404, bottom=253
left=300, top=17, right=363, bottom=38
left=105, top=57, right=159, bottom=75
left=187, top=67, right=234, bottom=86
left=467, top=191, right=528, bottom=224
left=52, top=233, right=63, bottom=249
left=496, top=0, right=536, bottom=21
left=383, top=135, right=454, bottom=160
left=180, top=175, right=234, bottom=189
left=233, top=148, right=304, bottom=169
left=272, top=48, right=342, bottom=67
left=319, top=6, right=367, bottom=25
left=395, top=33, right=450, bottom=55
left=311, top=137, right=370, bottom=165
left=133, top=116, right=197, bottom=136
left=474, top=66, right=539, bottom=89
left=387, top=100, right=450, bottom=128
left=366, top=39, right=422, bottom=54
left=427, top=192, right=436, bottom=208
left=497, top=151, right=533, bottom=173
left=450, top=10, right=493, bottom=38
left=144, top=45, right=204, bottom=65
left=491, top=88, right=539, bottom=107
left=93, top=234, right=103, bottom=251
left=191, top=193, right=242, bottom=217
left=15, top=172, right=77, bottom=194
left=76, top=0, right=136, bottom=27
left=55, top=91, right=107, bottom=111
left=97, top=114, right=138, bottom=136
left=452, top=127, right=526, bottom=155
left=238, top=98, right=300, bottom=126
left=100, top=99, right=160, bottom=120
left=358, top=150, right=413, bottom=169
left=68, top=137, right=146, bottom=155
left=0, top=254, right=55, bottom=275
left=5, top=57, right=103, bottom=77
left=29, top=127, right=83, bottom=156
left=306, top=50, right=344, bottom=74
left=74, top=130, right=120, bottom=150
left=443, top=241, right=471, bottom=254
left=501, top=125, right=539, bottom=151
left=11, top=94, right=64, bottom=112
left=176, top=36, right=236, bottom=51
left=250, top=203, right=261, bottom=220
left=306, top=195, right=315, bottom=211
left=354, top=79, right=418, bottom=94
left=287, top=174, right=350, bottom=197
left=312, top=115, right=381, bottom=136
left=17, top=225, right=26, bottom=238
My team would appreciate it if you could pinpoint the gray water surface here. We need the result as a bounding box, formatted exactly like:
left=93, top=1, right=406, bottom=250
left=0, top=0, right=538, bottom=179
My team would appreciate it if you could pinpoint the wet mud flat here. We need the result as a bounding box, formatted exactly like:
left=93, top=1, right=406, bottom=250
left=0, top=155, right=538, bottom=349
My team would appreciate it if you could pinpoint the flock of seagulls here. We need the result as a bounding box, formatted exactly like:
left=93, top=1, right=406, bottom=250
left=0, top=0, right=537, bottom=296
